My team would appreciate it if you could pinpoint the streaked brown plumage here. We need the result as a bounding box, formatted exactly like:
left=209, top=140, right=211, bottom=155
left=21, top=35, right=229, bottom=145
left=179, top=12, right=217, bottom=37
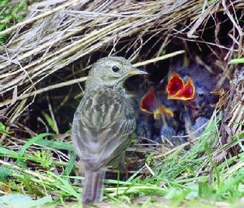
left=72, top=56, right=147, bottom=205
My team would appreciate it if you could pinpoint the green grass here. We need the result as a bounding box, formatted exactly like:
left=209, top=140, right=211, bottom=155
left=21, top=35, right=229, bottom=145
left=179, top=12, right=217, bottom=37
left=229, top=58, right=244, bottom=64
left=0, top=115, right=244, bottom=207
left=0, top=0, right=28, bottom=44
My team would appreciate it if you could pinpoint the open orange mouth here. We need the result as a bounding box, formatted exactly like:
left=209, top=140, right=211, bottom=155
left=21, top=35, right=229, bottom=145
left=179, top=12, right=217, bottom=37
left=167, top=72, right=195, bottom=101
left=140, top=87, right=173, bottom=119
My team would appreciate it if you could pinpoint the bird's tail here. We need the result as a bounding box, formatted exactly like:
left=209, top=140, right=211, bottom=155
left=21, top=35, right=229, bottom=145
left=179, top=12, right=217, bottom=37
left=82, top=169, right=106, bottom=205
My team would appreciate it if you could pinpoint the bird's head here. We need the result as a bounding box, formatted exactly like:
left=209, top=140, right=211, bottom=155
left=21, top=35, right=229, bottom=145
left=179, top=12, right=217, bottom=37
left=140, top=87, right=174, bottom=120
left=86, top=57, right=147, bottom=89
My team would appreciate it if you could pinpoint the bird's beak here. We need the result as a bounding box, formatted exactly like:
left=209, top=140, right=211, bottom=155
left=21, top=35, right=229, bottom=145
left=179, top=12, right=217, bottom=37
left=140, top=87, right=174, bottom=119
left=166, top=72, right=184, bottom=97
left=167, top=76, right=196, bottom=100
left=153, top=105, right=174, bottom=120
left=128, top=68, right=148, bottom=76
left=140, top=87, right=158, bottom=114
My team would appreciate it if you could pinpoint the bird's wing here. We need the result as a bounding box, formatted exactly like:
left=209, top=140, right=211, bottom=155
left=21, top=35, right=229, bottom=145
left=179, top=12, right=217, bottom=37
left=72, top=87, right=136, bottom=170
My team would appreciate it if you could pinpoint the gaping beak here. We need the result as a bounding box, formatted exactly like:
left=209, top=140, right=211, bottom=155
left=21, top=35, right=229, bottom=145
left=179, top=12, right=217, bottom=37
left=140, top=87, right=158, bottom=114
left=128, top=68, right=148, bottom=76
left=140, top=87, right=174, bottom=120
left=166, top=72, right=184, bottom=97
left=153, top=105, right=174, bottom=120
left=167, top=76, right=196, bottom=101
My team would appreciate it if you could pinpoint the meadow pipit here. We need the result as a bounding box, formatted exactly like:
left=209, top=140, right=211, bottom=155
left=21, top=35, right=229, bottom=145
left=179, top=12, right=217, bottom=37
left=72, top=56, right=147, bottom=205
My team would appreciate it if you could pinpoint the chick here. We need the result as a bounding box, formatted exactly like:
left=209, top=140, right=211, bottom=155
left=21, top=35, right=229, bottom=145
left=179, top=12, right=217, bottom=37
left=138, top=87, right=185, bottom=145
left=167, top=63, right=226, bottom=142
left=172, top=64, right=219, bottom=120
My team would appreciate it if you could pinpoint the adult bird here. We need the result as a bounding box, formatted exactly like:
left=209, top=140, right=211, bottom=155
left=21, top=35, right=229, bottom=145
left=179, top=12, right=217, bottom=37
left=72, top=56, right=147, bottom=205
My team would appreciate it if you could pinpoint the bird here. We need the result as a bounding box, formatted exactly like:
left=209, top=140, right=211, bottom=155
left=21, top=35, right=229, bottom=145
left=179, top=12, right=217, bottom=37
left=166, top=63, right=225, bottom=142
left=168, top=63, right=220, bottom=119
left=136, top=61, right=228, bottom=146
left=140, top=87, right=174, bottom=119
left=71, top=56, right=147, bottom=205
left=138, top=86, right=185, bottom=145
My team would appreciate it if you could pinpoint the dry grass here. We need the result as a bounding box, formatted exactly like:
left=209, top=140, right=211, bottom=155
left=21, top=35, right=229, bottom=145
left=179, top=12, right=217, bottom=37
left=0, top=0, right=232, bottom=120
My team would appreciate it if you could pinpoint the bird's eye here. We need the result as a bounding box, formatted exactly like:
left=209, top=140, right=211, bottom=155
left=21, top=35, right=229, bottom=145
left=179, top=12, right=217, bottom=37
left=198, top=93, right=205, bottom=98
left=112, top=65, right=120, bottom=72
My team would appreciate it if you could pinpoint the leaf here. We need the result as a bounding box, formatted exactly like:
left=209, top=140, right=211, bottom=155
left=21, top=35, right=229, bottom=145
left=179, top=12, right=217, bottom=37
left=0, top=194, right=53, bottom=208
left=0, top=122, right=13, bottom=135
left=35, top=139, right=74, bottom=151
left=18, top=133, right=54, bottom=157
left=63, top=151, right=76, bottom=176
left=229, top=58, right=244, bottom=64
left=17, top=133, right=54, bottom=168
left=0, top=147, right=19, bottom=157
left=41, top=111, right=57, bottom=133
left=0, top=167, right=12, bottom=182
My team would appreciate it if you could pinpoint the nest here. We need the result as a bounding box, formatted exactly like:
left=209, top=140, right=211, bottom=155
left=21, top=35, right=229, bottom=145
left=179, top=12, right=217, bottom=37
left=0, top=0, right=244, bottom=171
